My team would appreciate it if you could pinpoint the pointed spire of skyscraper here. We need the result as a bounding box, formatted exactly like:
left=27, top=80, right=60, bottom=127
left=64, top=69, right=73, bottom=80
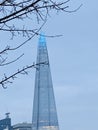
left=39, top=33, right=46, bottom=46
left=32, top=34, right=59, bottom=130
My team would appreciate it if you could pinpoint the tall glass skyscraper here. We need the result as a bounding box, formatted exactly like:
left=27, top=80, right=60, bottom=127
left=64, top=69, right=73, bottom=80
left=32, top=34, right=59, bottom=130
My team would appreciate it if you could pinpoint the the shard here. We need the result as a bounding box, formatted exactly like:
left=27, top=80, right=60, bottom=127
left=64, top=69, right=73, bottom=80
left=32, top=34, right=59, bottom=130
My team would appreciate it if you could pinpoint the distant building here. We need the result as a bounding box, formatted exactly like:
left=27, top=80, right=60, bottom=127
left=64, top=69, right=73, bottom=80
left=12, top=123, right=32, bottom=130
left=0, top=114, right=32, bottom=130
left=0, top=113, right=12, bottom=130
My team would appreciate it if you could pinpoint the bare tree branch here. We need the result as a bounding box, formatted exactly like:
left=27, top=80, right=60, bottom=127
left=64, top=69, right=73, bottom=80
left=0, top=61, right=49, bottom=89
left=0, top=0, right=82, bottom=88
left=0, top=53, right=24, bottom=66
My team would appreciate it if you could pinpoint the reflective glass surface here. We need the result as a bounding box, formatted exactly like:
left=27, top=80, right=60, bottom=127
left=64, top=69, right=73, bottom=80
left=32, top=35, right=59, bottom=130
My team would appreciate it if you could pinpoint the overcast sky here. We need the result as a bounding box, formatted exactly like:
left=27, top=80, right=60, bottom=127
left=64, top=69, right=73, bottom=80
left=0, top=0, right=98, bottom=130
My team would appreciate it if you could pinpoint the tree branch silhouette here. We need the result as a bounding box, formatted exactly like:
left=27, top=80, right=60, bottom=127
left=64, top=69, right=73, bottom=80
left=0, top=0, right=82, bottom=88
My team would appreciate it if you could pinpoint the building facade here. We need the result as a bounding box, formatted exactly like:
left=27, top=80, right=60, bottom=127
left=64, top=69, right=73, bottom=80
left=32, top=34, right=59, bottom=130
left=0, top=113, right=12, bottom=130
left=12, top=123, right=32, bottom=130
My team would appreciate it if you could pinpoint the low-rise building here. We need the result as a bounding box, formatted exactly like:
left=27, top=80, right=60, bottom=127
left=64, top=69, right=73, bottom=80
left=12, top=123, right=32, bottom=130
left=0, top=113, right=12, bottom=130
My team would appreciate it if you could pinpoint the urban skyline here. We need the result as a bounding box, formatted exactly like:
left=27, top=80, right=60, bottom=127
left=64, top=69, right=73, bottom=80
left=0, top=0, right=98, bottom=130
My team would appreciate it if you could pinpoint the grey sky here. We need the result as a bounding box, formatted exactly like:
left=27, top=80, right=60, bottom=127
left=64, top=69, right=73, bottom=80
left=0, top=0, right=98, bottom=130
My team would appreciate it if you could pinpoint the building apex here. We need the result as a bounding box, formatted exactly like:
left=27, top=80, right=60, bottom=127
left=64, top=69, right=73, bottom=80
left=5, top=112, right=10, bottom=118
left=39, top=33, right=46, bottom=46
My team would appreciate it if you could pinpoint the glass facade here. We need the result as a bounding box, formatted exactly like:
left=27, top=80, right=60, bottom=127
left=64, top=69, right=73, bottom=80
left=32, top=34, right=59, bottom=130
left=0, top=118, right=11, bottom=130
